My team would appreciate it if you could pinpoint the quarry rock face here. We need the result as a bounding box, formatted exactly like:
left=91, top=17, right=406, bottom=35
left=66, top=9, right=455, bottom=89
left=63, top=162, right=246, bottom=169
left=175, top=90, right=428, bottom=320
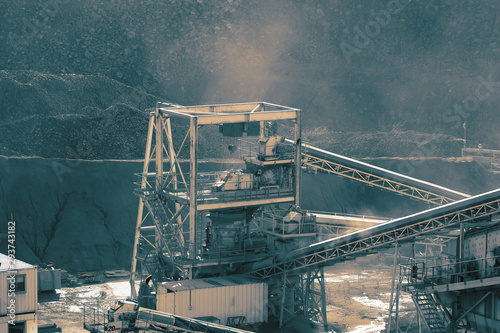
left=0, top=69, right=475, bottom=160
left=0, top=70, right=153, bottom=159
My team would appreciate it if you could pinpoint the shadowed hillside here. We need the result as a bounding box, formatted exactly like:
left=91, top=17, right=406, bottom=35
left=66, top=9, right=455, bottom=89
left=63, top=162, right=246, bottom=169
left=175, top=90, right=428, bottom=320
left=0, top=70, right=155, bottom=158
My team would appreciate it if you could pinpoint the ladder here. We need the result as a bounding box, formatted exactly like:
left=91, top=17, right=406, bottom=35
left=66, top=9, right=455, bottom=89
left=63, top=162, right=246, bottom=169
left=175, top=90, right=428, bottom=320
left=412, top=291, right=449, bottom=333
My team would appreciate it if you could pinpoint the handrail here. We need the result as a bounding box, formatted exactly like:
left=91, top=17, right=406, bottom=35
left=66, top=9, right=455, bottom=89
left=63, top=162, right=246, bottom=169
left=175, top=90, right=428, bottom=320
left=400, top=254, right=500, bottom=285
left=301, top=209, right=388, bottom=221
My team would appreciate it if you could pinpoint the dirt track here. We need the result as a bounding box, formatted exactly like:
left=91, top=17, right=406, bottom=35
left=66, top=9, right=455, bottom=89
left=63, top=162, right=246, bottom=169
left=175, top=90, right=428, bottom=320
left=324, top=258, right=417, bottom=333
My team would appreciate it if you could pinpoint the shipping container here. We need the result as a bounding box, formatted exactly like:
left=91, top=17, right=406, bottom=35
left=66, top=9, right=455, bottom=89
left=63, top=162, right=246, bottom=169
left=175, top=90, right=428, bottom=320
left=156, top=275, right=268, bottom=325
left=0, top=253, right=38, bottom=331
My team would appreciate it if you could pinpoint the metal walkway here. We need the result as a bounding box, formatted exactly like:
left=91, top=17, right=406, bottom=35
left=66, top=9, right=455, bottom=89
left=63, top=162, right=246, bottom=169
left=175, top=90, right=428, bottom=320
left=298, top=141, right=470, bottom=206
left=250, top=188, right=500, bottom=278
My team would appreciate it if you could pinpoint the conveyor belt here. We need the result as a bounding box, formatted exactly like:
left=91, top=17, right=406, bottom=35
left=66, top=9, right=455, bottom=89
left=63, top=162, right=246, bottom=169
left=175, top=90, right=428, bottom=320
left=297, top=141, right=470, bottom=205
left=250, top=188, right=500, bottom=278
left=312, top=212, right=388, bottom=228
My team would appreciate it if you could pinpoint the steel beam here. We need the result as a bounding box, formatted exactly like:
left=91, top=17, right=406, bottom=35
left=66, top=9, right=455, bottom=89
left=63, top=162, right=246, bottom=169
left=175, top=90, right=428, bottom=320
left=197, top=197, right=295, bottom=211
left=165, top=117, right=184, bottom=236
left=294, top=109, right=301, bottom=207
left=130, top=113, right=155, bottom=298
left=189, top=116, right=198, bottom=259
left=299, top=142, right=470, bottom=205
left=158, top=101, right=297, bottom=114
left=303, top=153, right=457, bottom=206
left=196, top=110, right=297, bottom=125
left=155, top=108, right=163, bottom=192
left=425, top=276, right=500, bottom=293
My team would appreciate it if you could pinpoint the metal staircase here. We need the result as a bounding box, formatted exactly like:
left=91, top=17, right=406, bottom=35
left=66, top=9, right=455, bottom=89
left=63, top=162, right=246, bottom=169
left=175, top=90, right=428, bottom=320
left=135, top=191, right=186, bottom=279
left=411, top=290, right=449, bottom=333
left=395, top=256, right=452, bottom=333
left=143, top=196, right=185, bottom=259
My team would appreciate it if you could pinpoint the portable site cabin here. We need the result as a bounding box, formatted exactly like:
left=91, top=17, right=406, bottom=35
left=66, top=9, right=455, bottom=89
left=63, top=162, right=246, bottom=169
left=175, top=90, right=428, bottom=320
left=0, top=253, right=38, bottom=333
left=157, top=275, right=268, bottom=326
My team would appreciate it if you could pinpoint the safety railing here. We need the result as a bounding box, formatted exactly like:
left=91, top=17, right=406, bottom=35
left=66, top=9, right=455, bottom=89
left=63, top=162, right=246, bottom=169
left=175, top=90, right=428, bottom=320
left=462, top=148, right=500, bottom=173
left=83, top=299, right=140, bottom=333
left=199, top=183, right=295, bottom=205
left=238, top=138, right=258, bottom=160
left=299, top=209, right=388, bottom=222
left=461, top=147, right=500, bottom=160
left=83, top=301, right=109, bottom=333
left=238, top=138, right=295, bottom=161
left=261, top=210, right=315, bottom=237
left=400, top=254, right=500, bottom=287
left=135, top=169, right=296, bottom=206
left=201, top=242, right=270, bottom=260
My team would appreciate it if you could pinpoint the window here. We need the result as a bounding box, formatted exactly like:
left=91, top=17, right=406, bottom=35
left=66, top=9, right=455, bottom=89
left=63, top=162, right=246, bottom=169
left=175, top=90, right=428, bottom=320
left=15, top=274, right=26, bottom=293
left=9, top=321, right=25, bottom=333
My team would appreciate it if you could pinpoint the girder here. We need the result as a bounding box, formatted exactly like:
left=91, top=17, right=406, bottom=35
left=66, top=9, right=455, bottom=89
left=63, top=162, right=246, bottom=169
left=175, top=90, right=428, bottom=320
left=297, top=141, right=470, bottom=206
left=303, top=153, right=456, bottom=206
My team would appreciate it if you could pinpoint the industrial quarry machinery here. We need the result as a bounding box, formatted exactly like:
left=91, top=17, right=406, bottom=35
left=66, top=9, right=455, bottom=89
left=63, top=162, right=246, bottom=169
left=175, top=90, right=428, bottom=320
left=129, top=101, right=500, bottom=332
left=131, top=102, right=320, bottom=327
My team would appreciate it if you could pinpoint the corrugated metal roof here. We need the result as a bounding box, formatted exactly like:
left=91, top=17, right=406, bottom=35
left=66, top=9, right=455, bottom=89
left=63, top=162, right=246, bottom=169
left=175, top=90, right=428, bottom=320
left=160, top=275, right=262, bottom=292
left=0, top=253, right=34, bottom=271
